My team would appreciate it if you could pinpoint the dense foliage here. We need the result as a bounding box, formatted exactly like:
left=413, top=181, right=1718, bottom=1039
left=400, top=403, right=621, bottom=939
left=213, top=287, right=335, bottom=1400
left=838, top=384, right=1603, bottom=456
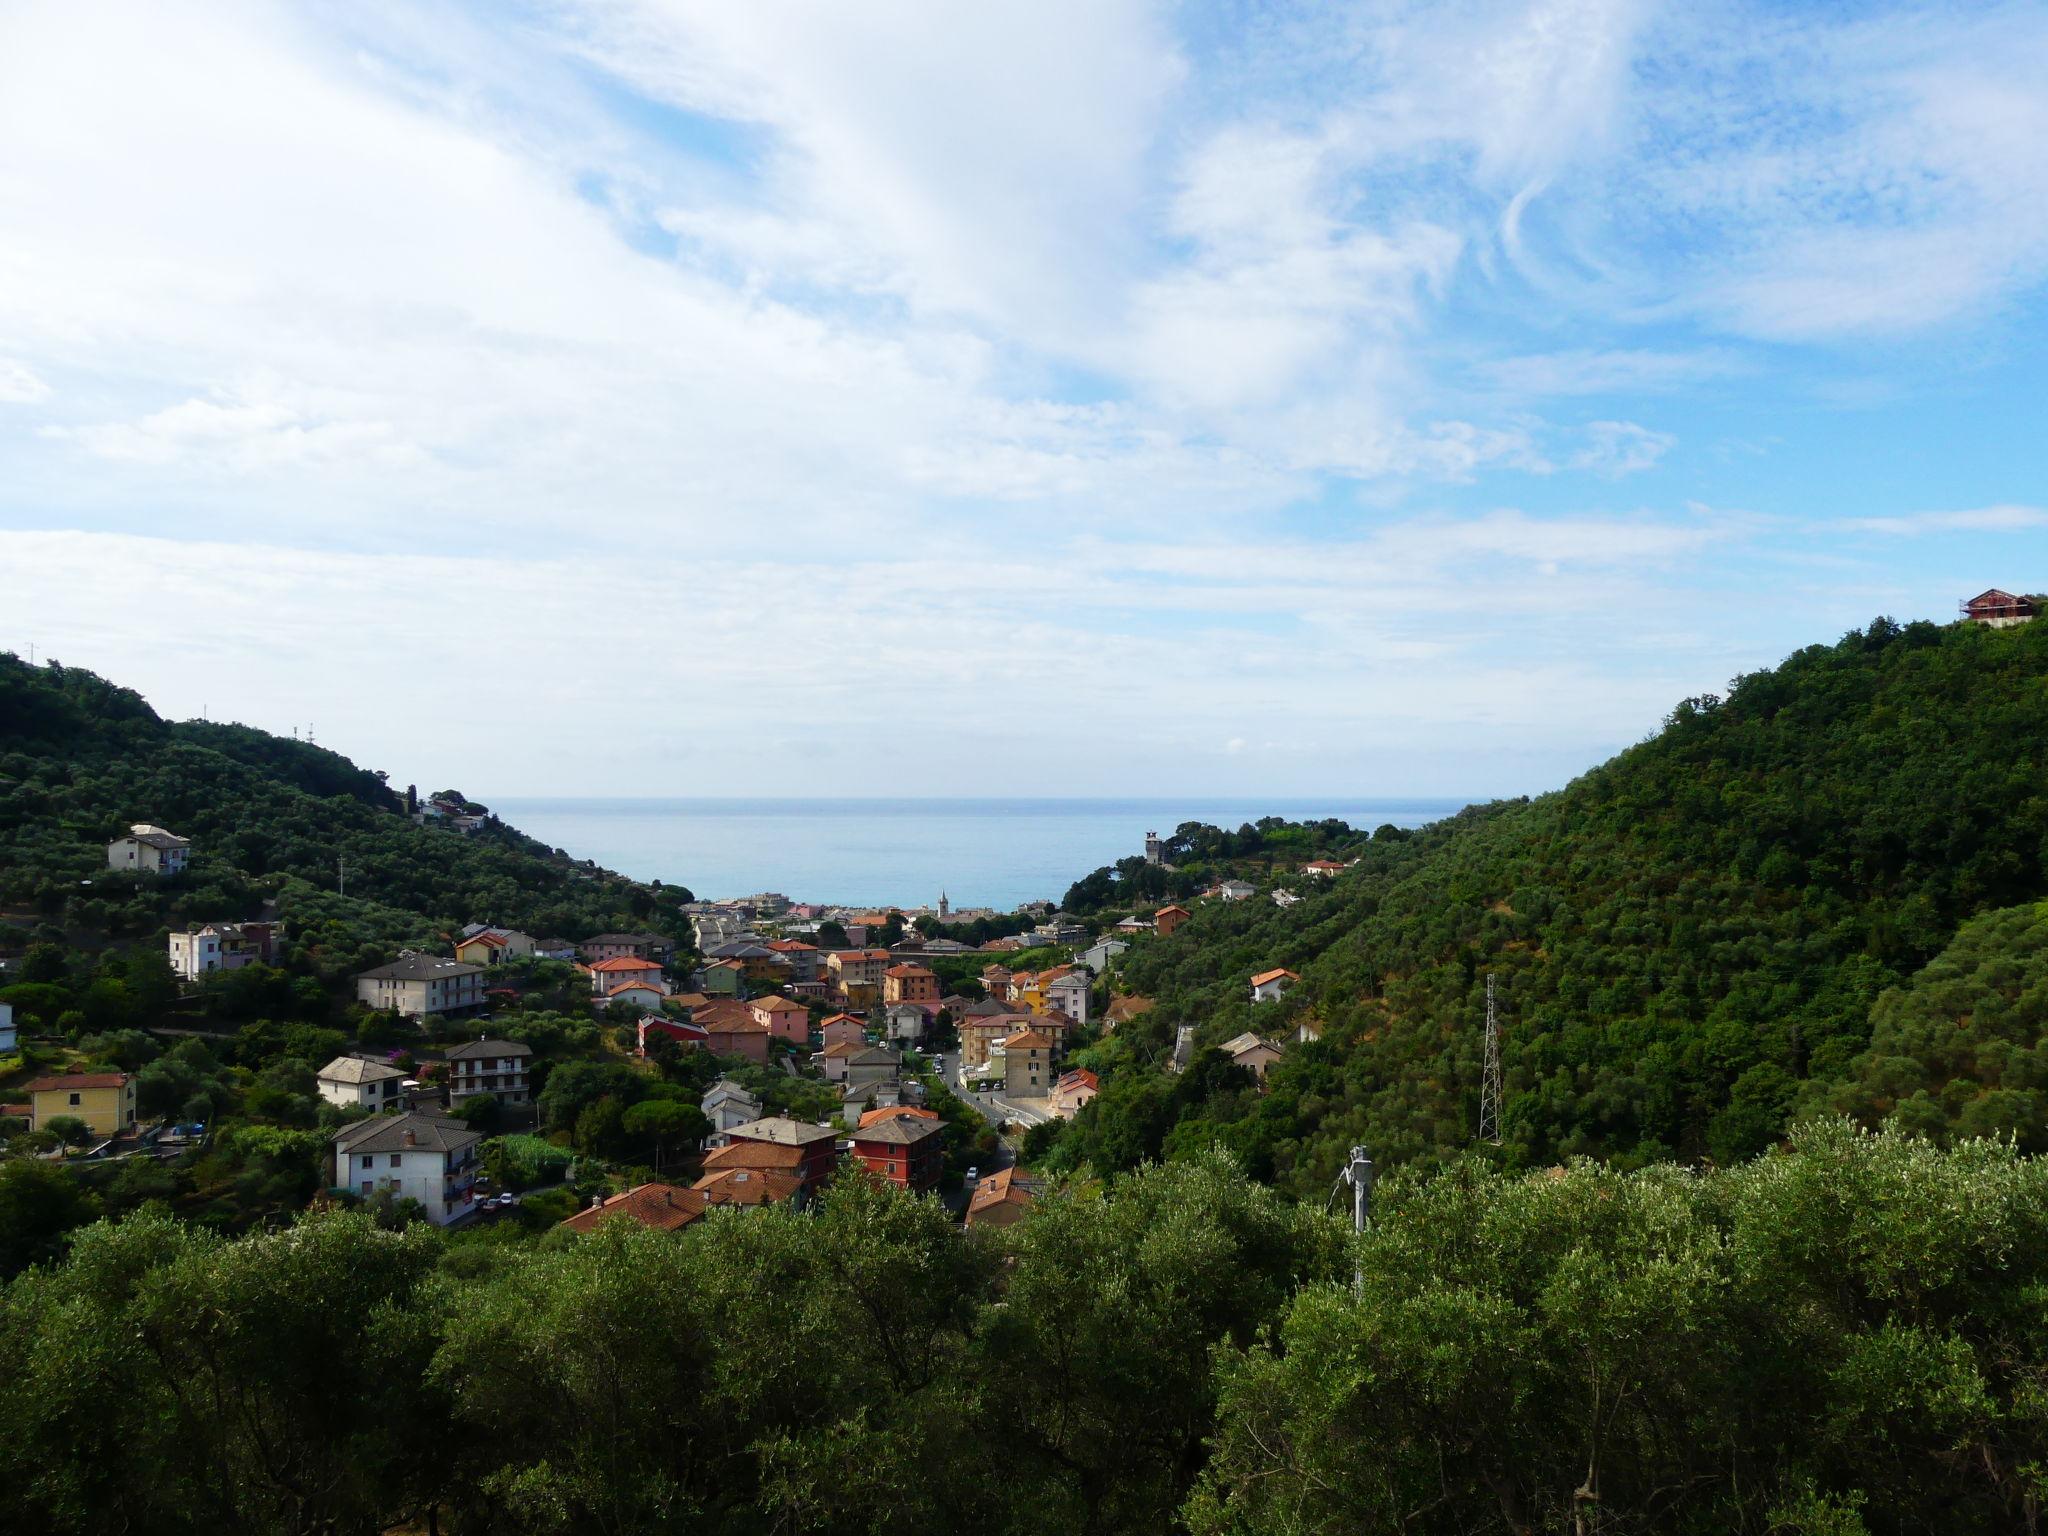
left=1046, top=619, right=2048, bottom=1195
left=0, top=651, right=688, bottom=967
left=2, top=1127, right=2040, bottom=1535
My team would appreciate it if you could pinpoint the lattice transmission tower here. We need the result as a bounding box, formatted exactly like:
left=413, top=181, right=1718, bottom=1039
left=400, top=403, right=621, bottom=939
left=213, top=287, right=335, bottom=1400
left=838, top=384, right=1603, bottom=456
left=1478, top=972, right=1504, bottom=1146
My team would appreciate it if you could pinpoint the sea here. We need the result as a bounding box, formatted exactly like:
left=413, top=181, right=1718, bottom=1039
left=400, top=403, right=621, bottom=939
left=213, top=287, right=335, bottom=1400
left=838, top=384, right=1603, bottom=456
left=490, top=797, right=1472, bottom=911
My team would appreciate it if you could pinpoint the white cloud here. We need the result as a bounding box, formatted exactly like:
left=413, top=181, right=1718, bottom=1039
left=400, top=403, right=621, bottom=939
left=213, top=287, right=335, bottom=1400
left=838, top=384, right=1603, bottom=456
left=0, top=359, right=49, bottom=404
left=1836, top=504, right=2048, bottom=536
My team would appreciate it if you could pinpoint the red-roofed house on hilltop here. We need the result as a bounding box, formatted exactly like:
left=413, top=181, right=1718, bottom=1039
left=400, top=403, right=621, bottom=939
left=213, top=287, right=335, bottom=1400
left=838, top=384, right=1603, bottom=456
left=1962, top=588, right=2040, bottom=627
left=584, top=955, right=666, bottom=994
left=1048, top=1067, right=1099, bottom=1119
left=966, top=1166, right=1035, bottom=1228
left=1154, top=904, right=1191, bottom=937
left=883, top=962, right=940, bottom=1005
left=849, top=1112, right=943, bottom=1193
left=1301, top=858, right=1347, bottom=878
left=1250, top=967, right=1300, bottom=1004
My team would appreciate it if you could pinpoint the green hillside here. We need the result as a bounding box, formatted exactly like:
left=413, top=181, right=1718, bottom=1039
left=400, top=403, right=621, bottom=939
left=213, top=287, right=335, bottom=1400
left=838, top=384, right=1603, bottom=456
left=0, top=652, right=688, bottom=972
left=1052, top=617, right=2048, bottom=1190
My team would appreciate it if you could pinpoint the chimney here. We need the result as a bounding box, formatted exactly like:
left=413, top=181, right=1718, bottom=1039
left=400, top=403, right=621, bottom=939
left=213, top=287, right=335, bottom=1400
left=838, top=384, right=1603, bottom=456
left=401, top=1130, right=417, bottom=1146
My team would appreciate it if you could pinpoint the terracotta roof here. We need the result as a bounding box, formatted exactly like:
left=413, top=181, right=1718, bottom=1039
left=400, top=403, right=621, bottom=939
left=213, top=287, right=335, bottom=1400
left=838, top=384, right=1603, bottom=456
left=752, top=995, right=807, bottom=1014
left=694, top=1166, right=803, bottom=1206
left=589, top=955, right=662, bottom=973
left=23, top=1072, right=130, bottom=1092
left=703, top=1139, right=805, bottom=1171
left=766, top=940, right=818, bottom=952
left=820, top=1040, right=864, bottom=1058
left=1156, top=905, right=1191, bottom=917
left=858, top=1105, right=940, bottom=1128
left=883, top=962, right=934, bottom=978
left=1002, top=1029, right=1053, bottom=1050
left=605, top=980, right=668, bottom=998
left=1054, top=1068, right=1099, bottom=1093
left=1250, top=967, right=1299, bottom=987
left=558, top=1182, right=707, bottom=1234
left=820, top=1012, right=864, bottom=1027
left=967, top=1166, right=1035, bottom=1222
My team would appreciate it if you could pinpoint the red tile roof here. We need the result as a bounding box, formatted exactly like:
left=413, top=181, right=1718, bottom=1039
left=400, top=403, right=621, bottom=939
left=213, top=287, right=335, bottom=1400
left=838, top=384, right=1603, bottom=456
left=558, top=1182, right=706, bottom=1234
left=1251, top=967, right=1300, bottom=987
left=589, top=955, right=662, bottom=973
left=694, top=1166, right=803, bottom=1205
left=23, top=1073, right=129, bottom=1092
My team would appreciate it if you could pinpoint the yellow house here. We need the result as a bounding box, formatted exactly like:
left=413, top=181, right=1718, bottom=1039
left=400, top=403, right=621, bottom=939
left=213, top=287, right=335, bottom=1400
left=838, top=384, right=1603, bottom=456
left=27, top=1072, right=137, bottom=1138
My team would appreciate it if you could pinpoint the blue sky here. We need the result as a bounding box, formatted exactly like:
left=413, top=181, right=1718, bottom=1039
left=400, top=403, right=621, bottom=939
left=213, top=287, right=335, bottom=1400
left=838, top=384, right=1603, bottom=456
left=1, top=0, right=2045, bottom=798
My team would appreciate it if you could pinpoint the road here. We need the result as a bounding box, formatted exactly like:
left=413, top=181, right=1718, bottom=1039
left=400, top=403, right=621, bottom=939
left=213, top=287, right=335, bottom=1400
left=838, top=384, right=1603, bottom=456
left=938, top=1052, right=1050, bottom=1130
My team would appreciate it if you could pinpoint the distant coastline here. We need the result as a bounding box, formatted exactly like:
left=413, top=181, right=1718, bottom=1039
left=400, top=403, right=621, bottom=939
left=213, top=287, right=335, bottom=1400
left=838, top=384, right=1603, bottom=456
left=492, top=796, right=1474, bottom=910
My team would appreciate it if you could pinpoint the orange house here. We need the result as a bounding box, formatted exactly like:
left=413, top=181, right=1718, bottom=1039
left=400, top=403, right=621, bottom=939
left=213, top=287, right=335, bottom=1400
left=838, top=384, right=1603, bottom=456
left=882, top=963, right=940, bottom=1005
left=1154, top=905, right=1191, bottom=937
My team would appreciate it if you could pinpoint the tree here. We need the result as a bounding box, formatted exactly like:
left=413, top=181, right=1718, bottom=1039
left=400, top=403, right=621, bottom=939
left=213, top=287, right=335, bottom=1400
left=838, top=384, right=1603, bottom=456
left=43, top=1115, right=89, bottom=1147
left=453, top=1092, right=501, bottom=1134
left=620, top=1099, right=708, bottom=1170
left=0, top=1160, right=100, bottom=1277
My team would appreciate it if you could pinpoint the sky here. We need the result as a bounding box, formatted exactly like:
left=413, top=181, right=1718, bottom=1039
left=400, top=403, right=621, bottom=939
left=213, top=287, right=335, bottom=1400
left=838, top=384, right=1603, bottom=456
left=2, top=0, right=2046, bottom=799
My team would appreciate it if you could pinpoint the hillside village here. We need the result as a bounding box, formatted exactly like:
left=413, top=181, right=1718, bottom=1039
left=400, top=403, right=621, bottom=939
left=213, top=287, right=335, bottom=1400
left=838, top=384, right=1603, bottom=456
left=2, top=800, right=1336, bottom=1243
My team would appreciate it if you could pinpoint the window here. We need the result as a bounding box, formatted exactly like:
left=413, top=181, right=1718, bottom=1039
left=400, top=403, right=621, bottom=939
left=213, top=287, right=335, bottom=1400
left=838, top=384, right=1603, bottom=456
left=68, top=1091, right=81, bottom=1105
left=361, top=1155, right=374, bottom=1170
left=390, top=1154, right=403, bottom=1168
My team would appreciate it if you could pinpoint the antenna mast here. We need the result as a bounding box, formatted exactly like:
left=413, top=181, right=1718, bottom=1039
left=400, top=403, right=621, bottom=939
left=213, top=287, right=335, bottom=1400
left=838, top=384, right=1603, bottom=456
left=1479, top=973, right=1503, bottom=1146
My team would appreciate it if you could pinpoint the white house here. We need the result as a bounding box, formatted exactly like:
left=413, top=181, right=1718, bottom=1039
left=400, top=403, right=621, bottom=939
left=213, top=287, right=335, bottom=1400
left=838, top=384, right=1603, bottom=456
left=1216, top=879, right=1256, bottom=901
left=167, top=920, right=277, bottom=981
left=1271, top=889, right=1301, bottom=908
left=1301, top=859, right=1346, bottom=879
left=0, top=1001, right=15, bottom=1054
left=701, top=1079, right=763, bottom=1139
left=331, top=1111, right=481, bottom=1225
left=1074, top=938, right=1128, bottom=974
left=106, top=823, right=190, bottom=876
left=444, top=1038, right=532, bottom=1106
left=315, top=1055, right=408, bottom=1111
left=1044, top=971, right=1091, bottom=1025
left=1250, top=967, right=1299, bottom=1004
left=354, top=955, right=487, bottom=1018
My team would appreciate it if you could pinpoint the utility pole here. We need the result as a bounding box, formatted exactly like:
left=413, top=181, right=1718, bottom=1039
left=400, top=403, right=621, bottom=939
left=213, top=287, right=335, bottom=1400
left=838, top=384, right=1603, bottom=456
left=1479, top=973, right=1504, bottom=1146
left=1329, top=1143, right=1375, bottom=1291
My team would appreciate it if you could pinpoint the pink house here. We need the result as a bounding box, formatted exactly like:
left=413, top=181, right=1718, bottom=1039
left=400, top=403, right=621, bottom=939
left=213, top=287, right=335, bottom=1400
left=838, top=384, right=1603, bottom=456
left=749, top=994, right=811, bottom=1043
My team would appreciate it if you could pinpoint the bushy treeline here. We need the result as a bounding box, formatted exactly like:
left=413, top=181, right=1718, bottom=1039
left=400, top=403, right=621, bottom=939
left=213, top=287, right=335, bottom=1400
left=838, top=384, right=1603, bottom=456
left=1055, top=619, right=2048, bottom=1194
left=0, top=652, right=688, bottom=961
left=1062, top=816, right=1373, bottom=915
left=2, top=1125, right=2040, bottom=1535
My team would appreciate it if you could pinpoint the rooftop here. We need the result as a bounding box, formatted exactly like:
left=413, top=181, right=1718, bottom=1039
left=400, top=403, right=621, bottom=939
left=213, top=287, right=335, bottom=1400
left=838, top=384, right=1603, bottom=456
left=332, top=1111, right=480, bottom=1157
left=316, top=1056, right=406, bottom=1085
left=726, top=1115, right=840, bottom=1148
left=358, top=955, right=485, bottom=983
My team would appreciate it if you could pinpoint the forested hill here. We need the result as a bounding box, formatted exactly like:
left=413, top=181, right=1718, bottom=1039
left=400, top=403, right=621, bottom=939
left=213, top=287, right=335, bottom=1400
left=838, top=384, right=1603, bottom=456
left=0, top=653, right=688, bottom=971
left=1062, top=616, right=2048, bottom=1191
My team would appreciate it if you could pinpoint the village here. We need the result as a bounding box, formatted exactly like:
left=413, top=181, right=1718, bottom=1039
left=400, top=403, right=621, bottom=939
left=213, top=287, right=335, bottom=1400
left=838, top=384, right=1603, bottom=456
left=3, top=810, right=1346, bottom=1240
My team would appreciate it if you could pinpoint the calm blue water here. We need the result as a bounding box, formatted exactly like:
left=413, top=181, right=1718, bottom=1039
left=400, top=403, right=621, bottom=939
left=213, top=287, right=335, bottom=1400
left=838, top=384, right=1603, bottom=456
left=491, top=797, right=1470, bottom=910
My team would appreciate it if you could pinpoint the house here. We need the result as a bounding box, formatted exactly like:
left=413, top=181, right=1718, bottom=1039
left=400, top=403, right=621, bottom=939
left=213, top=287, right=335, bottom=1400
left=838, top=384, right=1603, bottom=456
left=718, top=1116, right=841, bottom=1191
left=558, top=1182, right=707, bottom=1235
left=849, top=1113, right=943, bottom=1193
left=1044, top=970, right=1090, bottom=1025
left=1074, top=938, right=1129, bottom=973
left=816, top=1040, right=862, bottom=1083
left=315, top=1054, right=407, bottom=1111
left=534, top=937, right=579, bottom=962
left=167, top=920, right=278, bottom=981
left=697, top=958, right=747, bottom=998
left=883, top=999, right=931, bottom=1043
left=637, top=1015, right=710, bottom=1056
left=827, top=948, right=894, bottom=989
left=25, top=1072, right=136, bottom=1138
left=1301, top=859, right=1347, bottom=878
left=1271, top=888, right=1301, bottom=908
left=354, top=955, right=487, bottom=1018
left=843, top=1043, right=902, bottom=1093
left=882, top=962, right=940, bottom=1005
left=1221, top=1031, right=1285, bottom=1082
left=748, top=994, right=811, bottom=1043
left=106, top=822, right=190, bottom=876
left=578, top=932, right=676, bottom=965
left=600, top=980, right=671, bottom=1013
left=701, top=1079, right=763, bottom=1138
left=820, top=1013, right=868, bottom=1050
left=0, top=1001, right=15, bottom=1053
left=960, top=1012, right=1037, bottom=1073
left=331, top=1111, right=480, bottom=1225
left=1170, top=1024, right=1197, bottom=1072
left=1216, top=879, right=1256, bottom=901
left=765, top=939, right=822, bottom=982
left=1153, top=904, right=1191, bottom=937
left=693, top=1165, right=804, bottom=1207
left=1962, top=588, right=2040, bottom=626
left=1103, top=994, right=1155, bottom=1031
left=1048, top=1067, right=1099, bottom=1119
left=584, top=955, right=666, bottom=994
left=1114, top=914, right=1154, bottom=934
left=1002, top=1028, right=1053, bottom=1096
left=454, top=928, right=534, bottom=966
left=1250, top=967, right=1299, bottom=1004
left=697, top=1006, right=771, bottom=1063
left=444, top=1038, right=532, bottom=1106
left=965, top=1166, right=1035, bottom=1228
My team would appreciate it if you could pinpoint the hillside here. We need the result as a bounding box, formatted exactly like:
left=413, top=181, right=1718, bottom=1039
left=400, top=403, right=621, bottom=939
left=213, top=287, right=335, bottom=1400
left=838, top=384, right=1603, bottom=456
left=1051, top=617, right=2048, bottom=1192
left=0, top=653, right=689, bottom=973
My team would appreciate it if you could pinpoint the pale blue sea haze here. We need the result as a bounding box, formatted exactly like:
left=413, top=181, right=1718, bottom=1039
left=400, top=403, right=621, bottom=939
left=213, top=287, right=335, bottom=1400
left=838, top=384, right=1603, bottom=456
left=492, top=798, right=1472, bottom=911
